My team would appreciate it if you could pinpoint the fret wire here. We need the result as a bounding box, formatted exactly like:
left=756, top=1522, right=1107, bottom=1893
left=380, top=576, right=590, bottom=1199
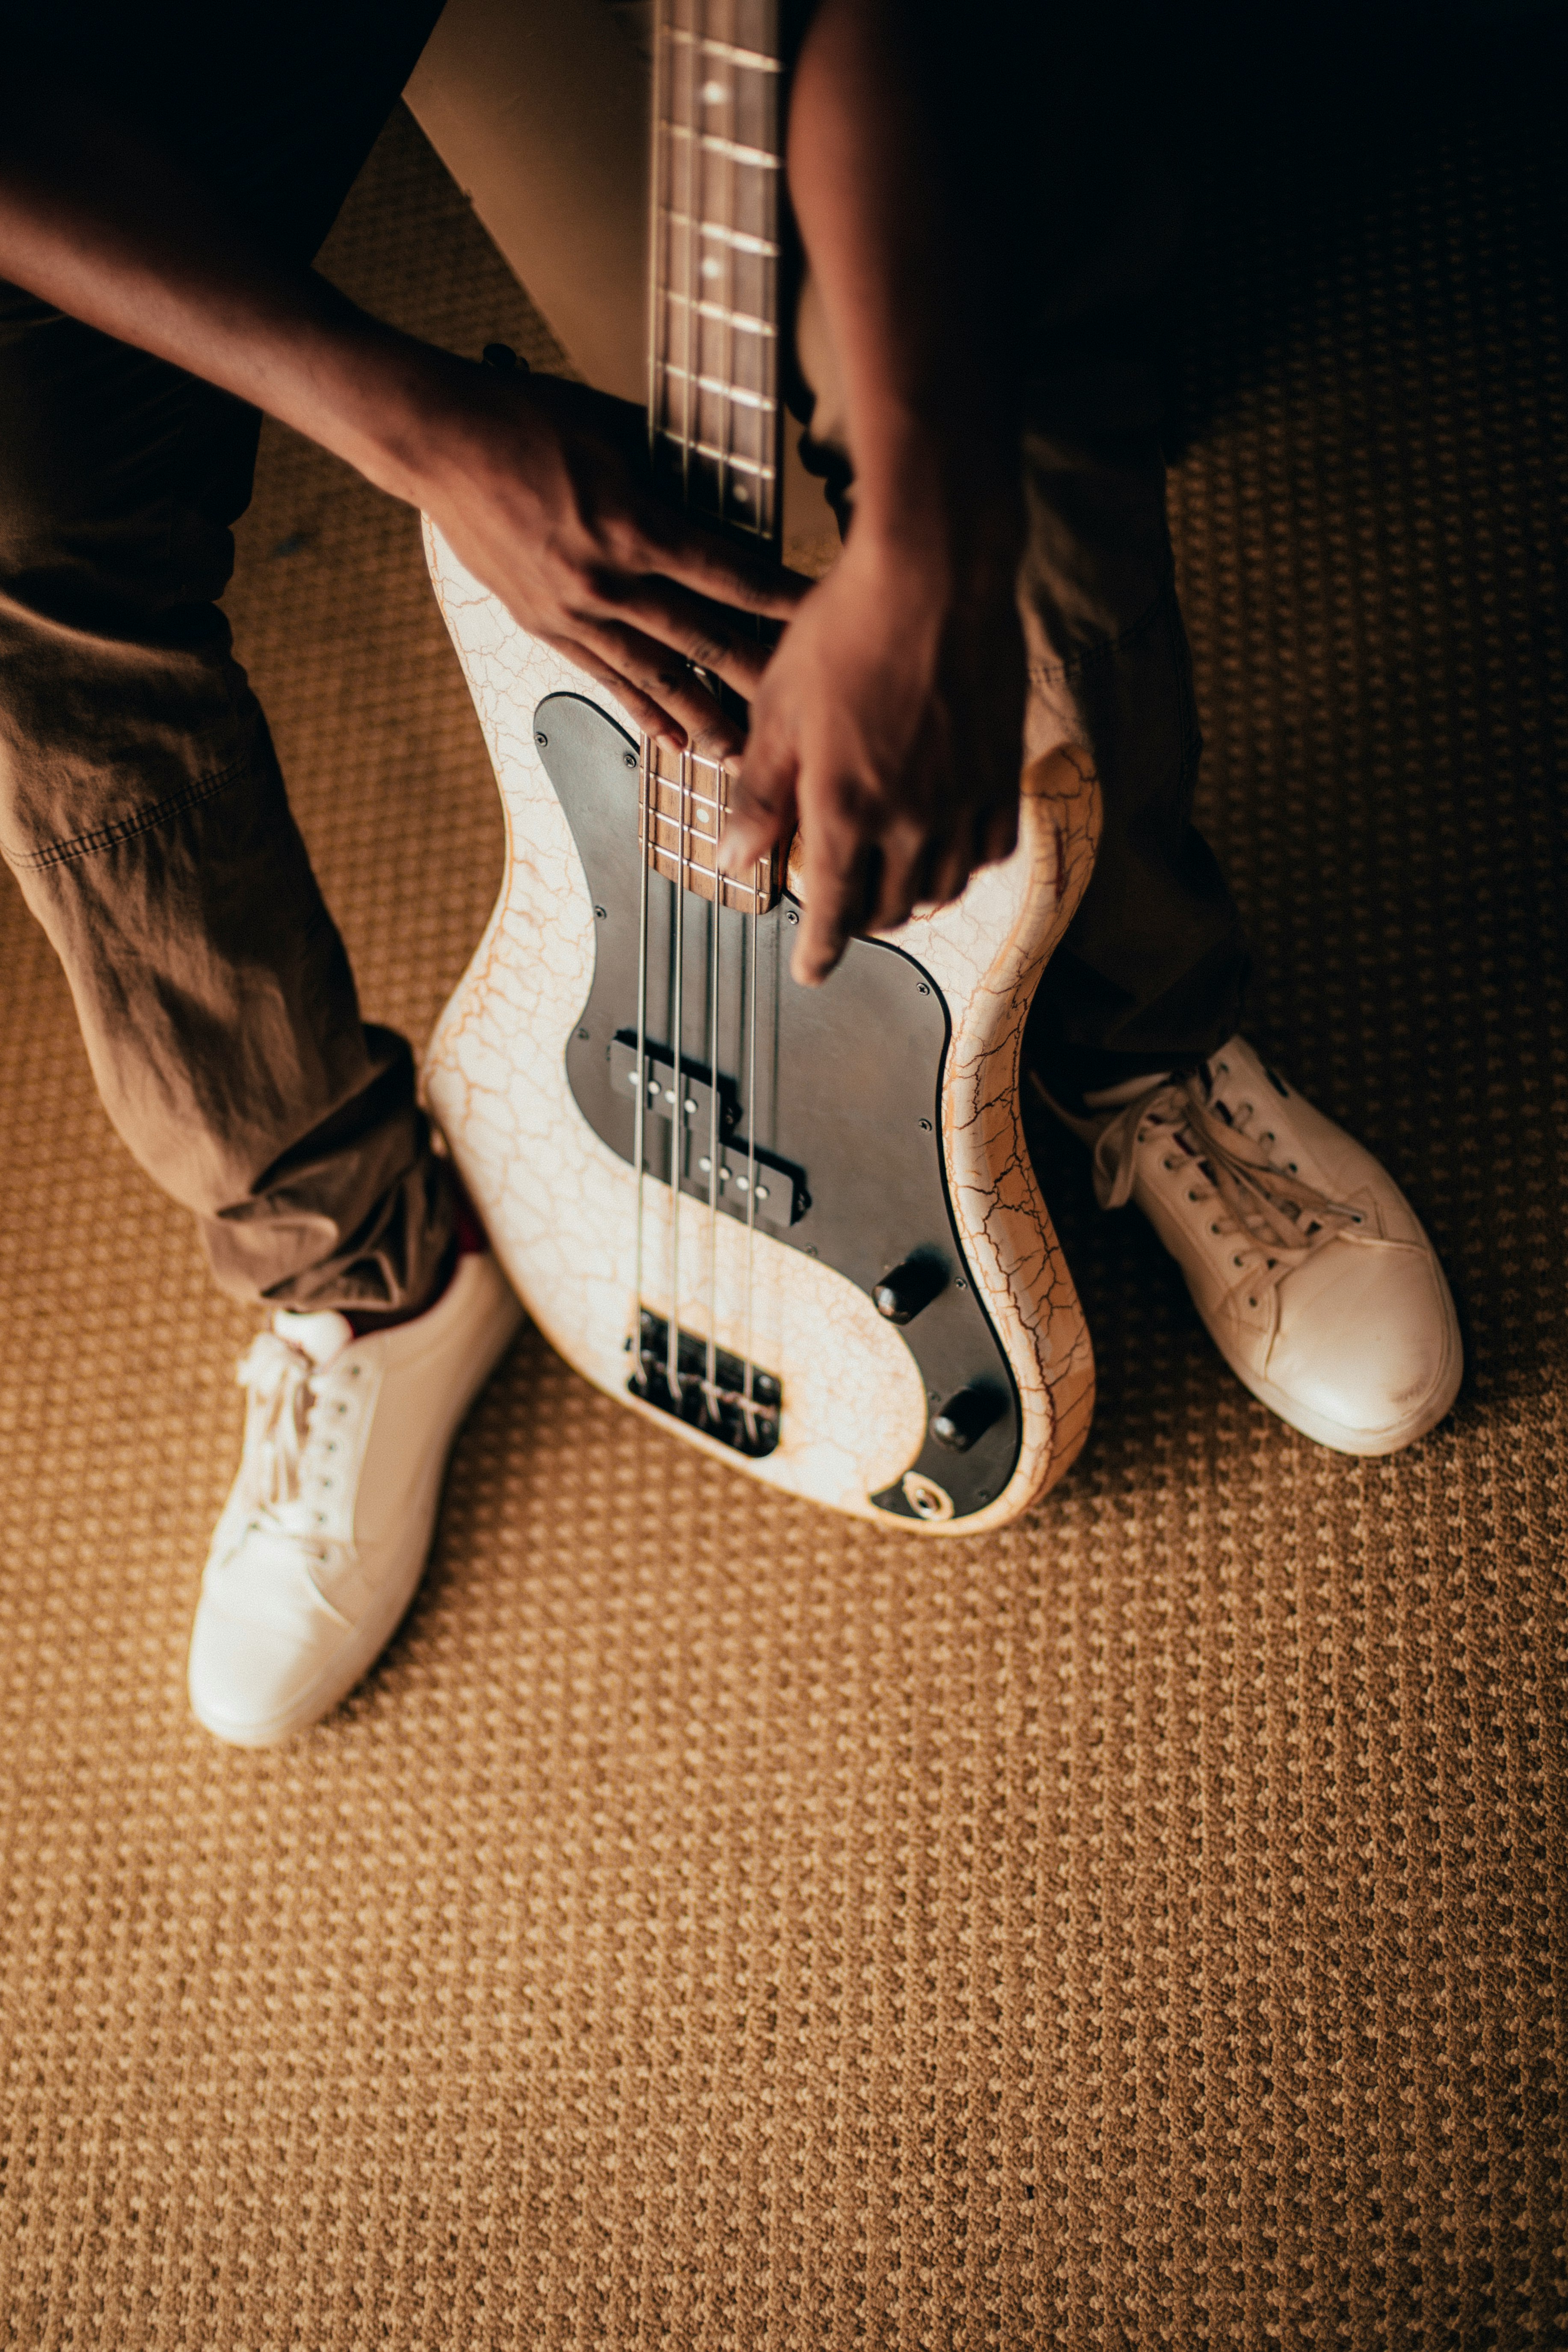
left=652, top=431, right=776, bottom=479
left=647, top=868, right=771, bottom=914
left=647, top=762, right=731, bottom=793
left=656, top=208, right=780, bottom=258
left=661, top=290, right=776, bottom=337
left=664, top=26, right=783, bottom=71
left=648, top=776, right=726, bottom=801
left=657, top=362, right=774, bottom=415
left=660, top=121, right=782, bottom=171
left=649, top=796, right=726, bottom=824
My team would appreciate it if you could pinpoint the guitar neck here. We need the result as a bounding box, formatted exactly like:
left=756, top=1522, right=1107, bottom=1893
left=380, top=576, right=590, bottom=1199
left=648, top=0, right=785, bottom=550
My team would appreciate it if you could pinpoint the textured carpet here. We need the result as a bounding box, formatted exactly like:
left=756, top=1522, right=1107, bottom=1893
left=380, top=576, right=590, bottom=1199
left=3, top=16, right=1566, bottom=2345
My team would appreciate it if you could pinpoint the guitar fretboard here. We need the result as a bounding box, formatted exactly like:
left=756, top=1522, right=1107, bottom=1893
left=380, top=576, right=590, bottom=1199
left=648, top=0, right=784, bottom=547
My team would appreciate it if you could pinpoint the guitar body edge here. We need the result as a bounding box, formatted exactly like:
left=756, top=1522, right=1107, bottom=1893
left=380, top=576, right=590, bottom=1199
left=420, top=520, right=1098, bottom=1533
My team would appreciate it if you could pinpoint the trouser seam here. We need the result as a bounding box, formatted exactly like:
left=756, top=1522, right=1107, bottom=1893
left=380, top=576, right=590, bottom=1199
left=1026, top=580, right=1172, bottom=685
left=3, top=751, right=252, bottom=873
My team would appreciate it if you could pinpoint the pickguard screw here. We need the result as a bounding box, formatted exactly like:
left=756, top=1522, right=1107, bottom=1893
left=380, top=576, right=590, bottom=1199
left=535, top=731, right=548, bottom=747
left=919, top=1117, right=933, bottom=1132
left=918, top=982, right=931, bottom=995
left=623, top=751, right=637, bottom=768
left=785, top=909, right=799, bottom=924
left=594, top=905, right=607, bottom=918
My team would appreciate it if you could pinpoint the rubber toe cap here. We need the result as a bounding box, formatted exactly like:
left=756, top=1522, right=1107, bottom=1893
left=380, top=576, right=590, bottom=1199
left=1267, top=1241, right=1460, bottom=1446
left=187, top=1604, right=343, bottom=1747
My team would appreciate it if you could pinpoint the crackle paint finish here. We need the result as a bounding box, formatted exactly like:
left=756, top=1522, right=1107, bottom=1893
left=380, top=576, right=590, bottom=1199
left=421, top=522, right=1099, bottom=1531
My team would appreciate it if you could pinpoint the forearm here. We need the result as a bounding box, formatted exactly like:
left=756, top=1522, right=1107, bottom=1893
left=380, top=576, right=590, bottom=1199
left=0, top=70, right=452, bottom=504
left=787, top=0, right=1020, bottom=547
left=0, top=69, right=806, bottom=755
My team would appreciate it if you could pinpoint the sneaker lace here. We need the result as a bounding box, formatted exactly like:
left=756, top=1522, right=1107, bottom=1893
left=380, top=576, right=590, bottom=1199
left=1091, top=1072, right=1364, bottom=1297
left=234, top=1332, right=323, bottom=1519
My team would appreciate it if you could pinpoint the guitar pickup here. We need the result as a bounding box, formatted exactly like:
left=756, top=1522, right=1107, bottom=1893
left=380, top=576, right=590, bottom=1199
left=610, top=1035, right=807, bottom=1229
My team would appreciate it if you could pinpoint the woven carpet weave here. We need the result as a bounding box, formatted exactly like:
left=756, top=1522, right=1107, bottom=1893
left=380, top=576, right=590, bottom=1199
left=2, top=18, right=1565, bottom=2346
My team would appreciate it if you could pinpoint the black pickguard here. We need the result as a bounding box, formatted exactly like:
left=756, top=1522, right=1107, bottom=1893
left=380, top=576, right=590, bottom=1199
left=536, top=691, right=1021, bottom=1522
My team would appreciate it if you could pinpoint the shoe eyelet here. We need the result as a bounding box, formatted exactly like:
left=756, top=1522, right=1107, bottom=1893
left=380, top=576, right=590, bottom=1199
left=1247, top=1296, right=1258, bottom=1309
left=1233, top=1255, right=1245, bottom=1268
left=1210, top=1223, right=1221, bottom=1235
left=1287, top=1161, right=1298, bottom=1174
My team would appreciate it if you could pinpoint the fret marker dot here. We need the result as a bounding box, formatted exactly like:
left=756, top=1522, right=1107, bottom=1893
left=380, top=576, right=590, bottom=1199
left=701, top=79, right=727, bottom=102
left=701, top=256, right=721, bottom=280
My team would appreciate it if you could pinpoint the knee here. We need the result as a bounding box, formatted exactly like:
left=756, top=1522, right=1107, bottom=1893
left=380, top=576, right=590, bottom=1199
left=0, top=306, right=257, bottom=615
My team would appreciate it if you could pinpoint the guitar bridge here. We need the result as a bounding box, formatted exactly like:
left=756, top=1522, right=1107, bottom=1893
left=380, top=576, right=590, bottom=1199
left=628, top=1311, right=781, bottom=1458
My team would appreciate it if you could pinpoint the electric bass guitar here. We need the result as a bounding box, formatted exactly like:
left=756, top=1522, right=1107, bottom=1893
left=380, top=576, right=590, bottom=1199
left=421, top=0, right=1100, bottom=1532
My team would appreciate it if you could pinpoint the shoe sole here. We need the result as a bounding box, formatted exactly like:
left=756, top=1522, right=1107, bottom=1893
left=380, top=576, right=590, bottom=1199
left=1210, top=1278, right=1465, bottom=1457
left=190, top=1280, right=523, bottom=1746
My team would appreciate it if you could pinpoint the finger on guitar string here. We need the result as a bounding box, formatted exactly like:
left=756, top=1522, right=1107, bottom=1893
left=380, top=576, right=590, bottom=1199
left=631, top=498, right=813, bottom=626
left=535, top=633, right=685, bottom=749
left=925, top=815, right=982, bottom=912
left=567, top=614, right=749, bottom=758
left=576, top=575, right=781, bottom=704
left=714, top=714, right=798, bottom=877
left=791, top=817, right=876, bottom=989
left=864, top=814, right=942, bottom=934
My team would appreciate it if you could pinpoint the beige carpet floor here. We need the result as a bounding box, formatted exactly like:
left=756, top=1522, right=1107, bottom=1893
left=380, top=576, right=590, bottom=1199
left=3, top=20, right=1566, bottom=2346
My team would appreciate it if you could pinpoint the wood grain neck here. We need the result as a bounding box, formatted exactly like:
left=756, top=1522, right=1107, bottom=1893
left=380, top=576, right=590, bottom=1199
left=648, top=0, right=785, bottom=549
left=638, top=741, right=779, bottom=912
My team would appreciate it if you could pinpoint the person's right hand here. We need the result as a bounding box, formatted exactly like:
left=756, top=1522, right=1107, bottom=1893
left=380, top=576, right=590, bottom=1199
left=402, top=363, right=810, bottom=759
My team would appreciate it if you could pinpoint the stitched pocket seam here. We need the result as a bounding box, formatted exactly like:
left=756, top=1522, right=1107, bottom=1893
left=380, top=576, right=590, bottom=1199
left=4, top=753, right=250, bottom=874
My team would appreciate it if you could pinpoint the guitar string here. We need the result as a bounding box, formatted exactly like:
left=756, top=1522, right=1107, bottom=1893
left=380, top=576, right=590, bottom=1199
left=668, top=752, right=688, bottom=1406
left=654, top=0, right=697, bottom=1413
left=743, top=0, right=776, bottom=1444
left=705, top=0, right=735, bottom=1434
left=637, top=0, right=779, bottom=1440
left=631, top=738, right=652, bottom=1390
left=743, top=841, right=760, bottom=1443
left=634, top=0, right=672, bottom=1398
left=705, top=866, right=722, bottom=1423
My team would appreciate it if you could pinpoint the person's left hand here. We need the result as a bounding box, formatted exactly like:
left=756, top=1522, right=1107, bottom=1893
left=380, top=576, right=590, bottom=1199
left=717, top=504, right=1028, bottom=985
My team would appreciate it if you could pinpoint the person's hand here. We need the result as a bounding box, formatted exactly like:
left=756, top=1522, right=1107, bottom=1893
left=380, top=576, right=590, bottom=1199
left=402, top=363, right=810, bottom=758
left=717, top=501, right=1028, bottom=984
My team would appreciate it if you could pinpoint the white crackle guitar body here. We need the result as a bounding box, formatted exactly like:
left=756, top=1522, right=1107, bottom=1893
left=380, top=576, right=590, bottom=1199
left=421, top=524, right=1100, bottom=1533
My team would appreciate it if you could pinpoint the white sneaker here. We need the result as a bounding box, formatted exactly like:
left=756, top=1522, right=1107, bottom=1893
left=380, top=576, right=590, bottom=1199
left=188, top=1250, right=524, bottom=1745
left=1041, top=1035, right=1463, bottom=1455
